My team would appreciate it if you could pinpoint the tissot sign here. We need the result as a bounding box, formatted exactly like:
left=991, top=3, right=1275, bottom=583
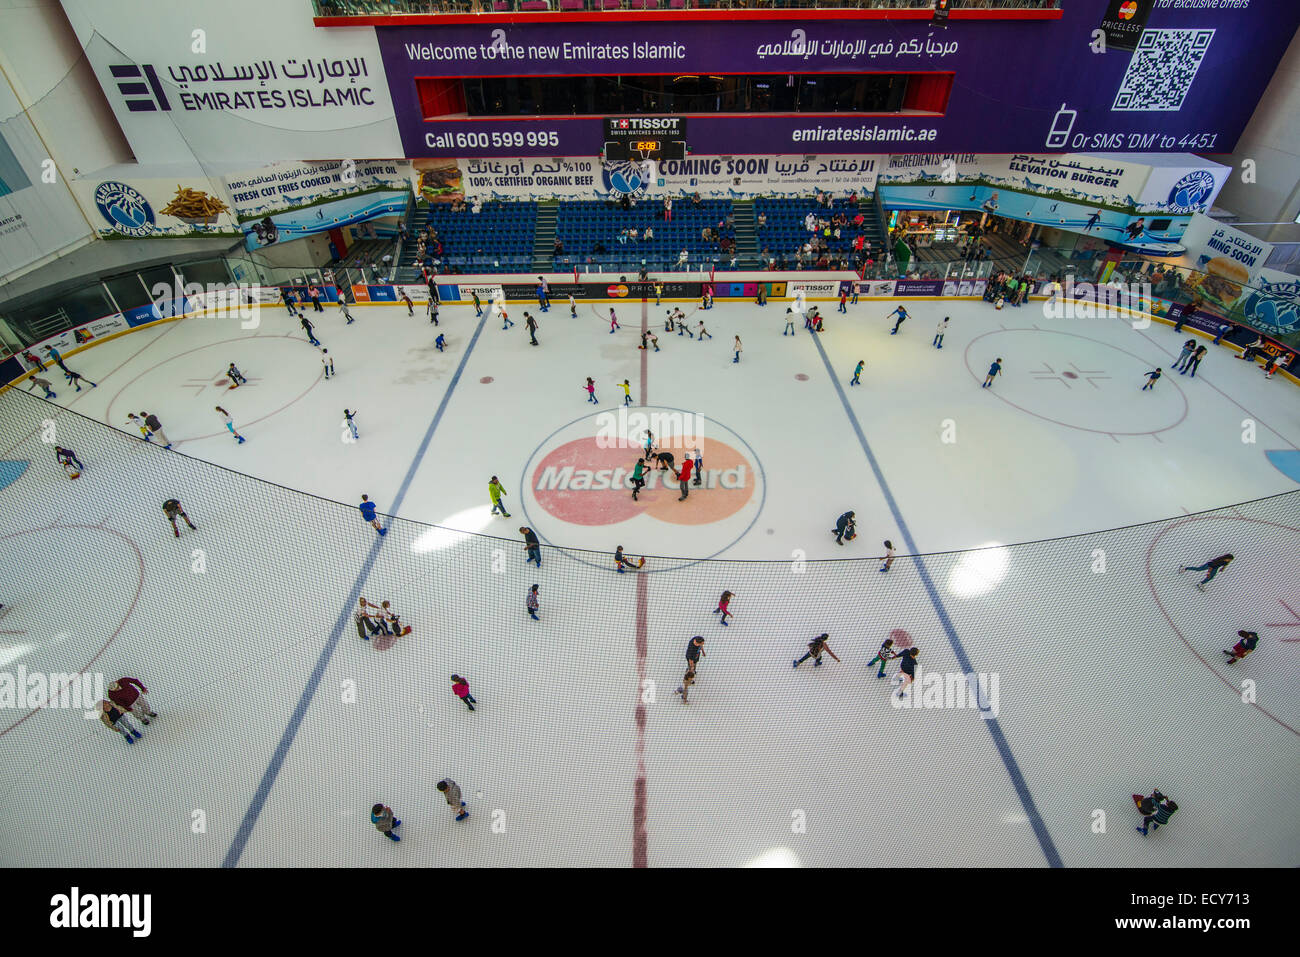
left=377, top=0, right=1298, bottom=157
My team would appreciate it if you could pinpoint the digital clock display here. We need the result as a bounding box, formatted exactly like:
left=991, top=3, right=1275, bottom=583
left=631, top=140, right=662, bottom=153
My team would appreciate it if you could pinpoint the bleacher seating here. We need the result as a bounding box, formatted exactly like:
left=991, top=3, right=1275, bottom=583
left=755, top=197, right=876, bottom=265
left=407, top=201, right=539, bottom=274
left=552, top=199, right=736, bottom=271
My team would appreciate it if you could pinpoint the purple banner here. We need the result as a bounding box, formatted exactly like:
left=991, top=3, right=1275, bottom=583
left=893, top=279, right=946, bottom=296
left=377, top=1, right=1299, bottom=157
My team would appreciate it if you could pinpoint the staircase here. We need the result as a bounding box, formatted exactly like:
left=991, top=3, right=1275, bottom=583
left=395, top=200, right=428, bottom=282
left=531, top=201, right=559, bottom=272
left=731, top=199, right=758, bottom=268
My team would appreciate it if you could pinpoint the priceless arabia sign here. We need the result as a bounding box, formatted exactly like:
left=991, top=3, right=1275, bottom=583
left=376, top=0, right=1300, bottom=157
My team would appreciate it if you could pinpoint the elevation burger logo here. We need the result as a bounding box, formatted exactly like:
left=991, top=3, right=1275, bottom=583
left=94, top=182, right=155, bottom=238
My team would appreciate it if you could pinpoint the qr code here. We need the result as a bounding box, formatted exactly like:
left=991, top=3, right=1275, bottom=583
left=1112, top=28, right=1214, bottom=112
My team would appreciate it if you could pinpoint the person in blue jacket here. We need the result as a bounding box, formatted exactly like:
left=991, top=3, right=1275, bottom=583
left=359, top=494, right=386, bottom=536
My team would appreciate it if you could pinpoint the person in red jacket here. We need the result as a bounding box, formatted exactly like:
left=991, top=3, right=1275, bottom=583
left=108, top=677, right=157, bottom=725
left=713, top=590, right=734, bottom=626
left=677, top=457, right=693, bottom=501
left=451, top=674, right=476, bottom=712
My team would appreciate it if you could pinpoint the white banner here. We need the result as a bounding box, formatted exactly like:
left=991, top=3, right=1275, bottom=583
left=58, top=0, right=402, bottom=163
left=1178, top=213, right=1274, bottom=282
left=458, top=155, right=880, bottom=201
left=0, top=82, right=93, bottom=282
left=70, top=166, right=240, bottom=239
left=1136, top=160, right=1230, bottom=215
left=31, top=312, right=131, bottom=357
left=879, top=152, right=1157, bottom=211
left=223, top=160, right=412, bottom=220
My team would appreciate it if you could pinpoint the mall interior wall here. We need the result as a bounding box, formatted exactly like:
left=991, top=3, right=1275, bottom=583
left=1212, top=28, right=1300, bottom=245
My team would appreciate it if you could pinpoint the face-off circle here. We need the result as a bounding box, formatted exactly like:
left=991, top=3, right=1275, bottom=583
left=519, top=408, right=765, bottom=569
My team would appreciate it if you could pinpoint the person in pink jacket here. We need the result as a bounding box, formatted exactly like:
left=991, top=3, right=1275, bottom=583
left=451, top=674, right=476, bottom=712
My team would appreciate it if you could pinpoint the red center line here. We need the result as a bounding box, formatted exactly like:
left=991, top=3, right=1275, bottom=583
left=632, top=293, right=650, bottom=867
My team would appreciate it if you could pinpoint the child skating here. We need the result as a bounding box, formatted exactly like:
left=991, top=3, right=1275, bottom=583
left=437, top=779, right=470, bottom=821
left=850, top=360, right=864, bottom=386
left=674, top=669, right=696, bottom=704
left=450, top=675, right=476, bottom=712
left=784, top=308, right=796, bottom=336
left=215, top=406, right=245, bottom=443
left=300, top=314, right=321, bottom=347
left=226, top=363, right=247, bottom=387
left=1140, top=367, right=1162, bottom=391
left=322, top=349, right=334, bottom=379
left=338, top=297, right=354, bottom=324
left=526, top=584, right=540, bottom=621
left=879, top=540, right=895, bottom=573
left=358, top=494, right=386, bottom=536
left=28, top=375, right=56, bottom=399
left=609, top=308, right=620, bottom=334
left=982, top=358, right=1003, bottom=388
left=867, top=638, right=899, bottom=678
left=697, top=319, right=711, bottom=340
left=162, top=498, right=197, bottom=538
left=732, top=336, right=743, bottom=363
left=371, top=803, right=401, bottom=842
left=65, top=369, right=98, bottom=392
left=1179, top=552, right=1233, bottom=591
left=620, top=379, right=632, bottom=407
left=692, top=446, right=703, bottom=486
left=630, top=458, right=646, bottom=501
left=887, top=305, right=909, bottom=335
left=894, top=647, right=920, bottom=698
left=614, top=545, right=643, bottom=574
left=1223, top=630, right=1259, bottom=663
left=525, top=312, right=539, bottom=345
left=585, top=376, right=598, bottom=404
left=343, top=408, right=359, bottom=440
left=833, top=510, right=856, bottom=545
left=435, top=333, right=446, bottom=352
left=933, top=317, right=949, bottom=349
left=793, top=634, right=840, bottom=669
left=488, top=476, right=511, bottom=517
left=713, top=590, right=734, bottom=626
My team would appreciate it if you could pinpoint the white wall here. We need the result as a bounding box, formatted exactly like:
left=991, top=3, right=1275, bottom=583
left=1211, top=27, right=1300, bottom=242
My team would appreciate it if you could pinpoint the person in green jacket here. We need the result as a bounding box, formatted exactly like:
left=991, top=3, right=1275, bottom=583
left=489, top=476, right=510, bottom=517
left=630, top=458, right=646, bottom=501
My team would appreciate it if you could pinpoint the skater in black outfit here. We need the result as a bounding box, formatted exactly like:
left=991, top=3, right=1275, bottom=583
left=300, top=315, right=321, bottom=347
left=520, top=526, right=542, bottom=568
left=793, top=634, right=840, bottom=668
left=1223, top=630, right=1259, bottom=663
left=833, top=510, right=856, bottom=545
left=162, top=499, right=197, bottom=537
left=685, top=636, right=706, bottom=674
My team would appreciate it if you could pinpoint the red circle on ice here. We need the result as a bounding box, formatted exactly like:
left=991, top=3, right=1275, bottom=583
left=888, top=628, right=913, bottom=648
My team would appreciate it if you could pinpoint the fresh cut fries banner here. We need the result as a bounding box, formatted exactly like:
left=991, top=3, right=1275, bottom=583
left=70, top=164, right=240, bottom=239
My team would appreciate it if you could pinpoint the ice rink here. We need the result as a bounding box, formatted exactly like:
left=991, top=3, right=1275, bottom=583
left=1, top=289, right=1298, bottom=866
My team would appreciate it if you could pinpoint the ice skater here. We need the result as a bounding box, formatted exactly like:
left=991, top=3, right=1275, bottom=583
left=489, top=476, right=511, bottom=517
left=585, top=376, right=598, bottom=404
left=1183, top=345, right=1207, bottom=377
left=356, top=598, right=390, bottom=639
left=437, top=778, right=470, bottom=821
left=784, top=308, right=797, bottom=336
left=54, top=446, right=84, bottom=477
left=867, top=638, right=899, bottom=678
left=833, top=510, right=856, bottom=545
left=630, top=458, right=647, bottom=500
left=933, top=316, right=949, bottom=349
left=887, top=305, right=909, bottom=335
left=472, top=291, right=483, bottom=317
left=732, top=336, right=743, bottom=363
left=1263, top=352, right=1292, bottom=379
left=620, top=379, right=633, bottom=407
left=281, top=288, right=298, bottom=315
left=674, top=669, right=696, bottom=704
left=338, top=296, right=353, bottom=324
left=215, top=406, right=245, bottom=443
left=343, top=408, right=359, bottom=440
left=697, top=319, right=712, bottom=340
left=677, top=457, right=693, bottom=500
left=108, top=676, right=156, bottom=726
left=654, top=281, right=664, bottom=306
left=793, top=634, right=840, bottom=669
left=450, top=674, right=476, bottom=712
left=1135, top=792, right=1177, bottom=836
left=308, top=285, right=323, bottom=312
left=536, top=278, right=550, bottom=312
left=569, top=293, right=577, bottom=317
left=127, top=413, right=152, bottom=441
left=359, top=494, right=386, bottom=536
left=400, top=292, right=414, bottom=316
left=894, top=647, right=920, bottom=698
left=435, top=333, right=446, bottom=352
left=685, top=636, right=706, bottom=674
left=982, top=358, right=1003, bottom=388
left=226, top=363, right=247, bottom=387
left=65, top=369, right=97, bottom=392
left=1179, top=552, right=1233, bottom=591
left=520, top=526, right=542, bottom=567
left=609, top=308, right=620, bottom=334
left=300, top=314, right=321, bottom=347
left=1140, top=367, right=1162, bottom=391
left=614, top=545, right=642, bottom=574
left=501, top=305, right=514, bottom=330
left=691, top=446, right=703, bottom=486
left=878, top=540, right=896, bottom=573
left=27, top=375, right=56, bottom=399
left=371, top=803, right=401, bottom=842
left=850, top=360, right=864, bottom=386
left=713, top=590, right=734, bottom=626
left=1223, top=630, right=1259, bottom=664
left=525, top=312, right=539, bottom=345
left=838, top=288, right=848, bottom=314
left=526, top=584, right=540, bottom=621
left=322, top=349, right=334, bottom=379
left=162, top=498, right=197, bottom=538
left=44, top=346, right=71, bottom=374
left=640, top=330, right=660, bottom=352
left=100, top=699, right=142, bottom=745
left=1173, top=338, right=1197, bottom=372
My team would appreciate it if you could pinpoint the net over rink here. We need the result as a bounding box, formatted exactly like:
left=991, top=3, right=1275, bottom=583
left=0, top=354, right=1297, bottom=867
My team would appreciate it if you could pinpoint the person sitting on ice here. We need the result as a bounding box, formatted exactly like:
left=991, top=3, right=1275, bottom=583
left=1135, top=793, right=1177, bottom=836
left=1223, top=630, right=1260, bottom=663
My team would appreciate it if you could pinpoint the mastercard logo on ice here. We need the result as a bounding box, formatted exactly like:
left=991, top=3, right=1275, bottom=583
left=1118, top=1, right=1137, bottom=20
